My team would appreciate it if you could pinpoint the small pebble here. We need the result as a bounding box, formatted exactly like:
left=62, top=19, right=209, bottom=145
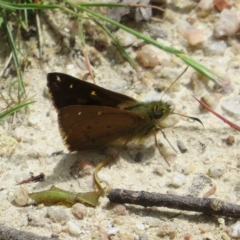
left=28, top=215, right=46, bottom=227
left=225, top=135, right=235, bottom=145
left=214, top=9, right=240, bottom=38
left=136, top=223, right=145, bottom=231
left=113, top=216, right=124, bottom=225
left=183, top=233, right=192, bottom=240
left=139, top=233, right=148, bottom=240
left=107, top=225, right=118, bottom=235
left=197, top=0, right=213, bottom=11
left=14, top=186, right=29, bottom=206
left=12, top=128, right=21, bottom=139
left=113, top=204, right=127, bottom=216
left=114, top=29, right=136, bottom=47
left=71, top=203, right=87, bottom=219
left=205, top=40, right=227, bottom=56
left=176, top=140, right=187, bottom=153
left=199, top=224, right=212, bottom=233
left=66, top=221, right=81, bottom=236
left=51, top=223, right=62, bottom=233
left=118, top=233, right=135, bottom=240
left=136, top=45, right=159, bottom=68
left=28, top=115, right=39, bottom=126
left=156, top=223, right=177, bottom=239
left=148, top=24, right=167, bottom=39
left=227, top=221, right=240, bottom=238
left=213, top=0, right=232, bottom=11
left=183, top=29, right=205, bottom=46
left=153, top=166, right=165, bottom=176
left=208, top=163, right=225, bottom=178
left=14, top=173, right=30, bottom=184
left=182, top=163, right=194, bottom=175
left=171, top=173, right=186, bottom=187
left=47, top=207, right=70, bottom=223
left=222, top=95, right=240, bottom=117
left=145, top=217, right=161, bottom=227
left=218, top=217, right=225, bottom=225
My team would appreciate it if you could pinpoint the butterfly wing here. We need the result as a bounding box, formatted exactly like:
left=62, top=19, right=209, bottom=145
left=58, top=105, right=145, bottom=151
left=47, top=72, right=136, bottom=110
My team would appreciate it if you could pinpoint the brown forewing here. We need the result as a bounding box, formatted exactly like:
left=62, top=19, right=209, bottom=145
left=47, top=72, right=136, bottom=110
left=58, top=105, right=146, bottom=151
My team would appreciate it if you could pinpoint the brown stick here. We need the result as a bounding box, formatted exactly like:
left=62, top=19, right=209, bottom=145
left=107, top=189, right=240, bottom=218
left=16, top=173, right=45, bottom=185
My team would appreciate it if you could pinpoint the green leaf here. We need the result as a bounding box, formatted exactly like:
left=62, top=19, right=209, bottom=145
left=30, top=186, right=77, bottom=206
left=29, top=186, right=103, bottom=207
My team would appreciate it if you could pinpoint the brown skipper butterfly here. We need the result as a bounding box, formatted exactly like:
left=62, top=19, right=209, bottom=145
left=47, top=72, right=201, bottom=164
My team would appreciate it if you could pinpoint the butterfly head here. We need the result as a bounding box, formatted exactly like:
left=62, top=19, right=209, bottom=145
left=152, top=101, right=179, bottom=128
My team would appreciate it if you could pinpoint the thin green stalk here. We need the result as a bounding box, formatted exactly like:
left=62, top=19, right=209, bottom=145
left=176, top=54, right=221, bottom=85
left=78, top=17, right=85, bottom=49
left=23, top=1, right=29, bottom=29
left=0, top=101, right=34, bottom=122
left=4, top=15, right=26, bottom=100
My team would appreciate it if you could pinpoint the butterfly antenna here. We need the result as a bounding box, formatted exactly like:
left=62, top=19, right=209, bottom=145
left=171, top=112, right=203, bottom=126
left=161, top=66, right=189, bottom=99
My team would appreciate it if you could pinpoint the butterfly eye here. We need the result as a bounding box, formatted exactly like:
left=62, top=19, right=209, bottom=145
left=154, top=110, right=163, bottom=119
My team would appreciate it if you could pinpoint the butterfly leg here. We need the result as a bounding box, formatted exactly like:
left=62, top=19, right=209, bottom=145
left=154, top=128, right=178, bottom=166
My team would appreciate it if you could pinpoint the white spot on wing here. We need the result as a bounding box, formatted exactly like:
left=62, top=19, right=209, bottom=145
left=56, top=75, right=61, bottom=81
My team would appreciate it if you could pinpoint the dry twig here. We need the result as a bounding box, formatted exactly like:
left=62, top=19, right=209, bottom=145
left=108, top=189, right=240, bottom=218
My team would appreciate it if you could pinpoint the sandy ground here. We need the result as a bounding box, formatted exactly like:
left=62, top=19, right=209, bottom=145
left=1, top=1, right=240, bottom=239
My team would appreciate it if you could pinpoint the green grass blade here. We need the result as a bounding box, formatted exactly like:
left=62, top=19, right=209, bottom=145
left=4, top=16, right=26, bottom=99
left=176, top=54, right=220, bottom=85
left=0, top=2, right=57, bottom=10
left=0, top=101, right=34, bottom=122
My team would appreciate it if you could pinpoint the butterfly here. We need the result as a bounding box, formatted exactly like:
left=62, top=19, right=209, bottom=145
left=47, top=72, right=201, bottom=164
